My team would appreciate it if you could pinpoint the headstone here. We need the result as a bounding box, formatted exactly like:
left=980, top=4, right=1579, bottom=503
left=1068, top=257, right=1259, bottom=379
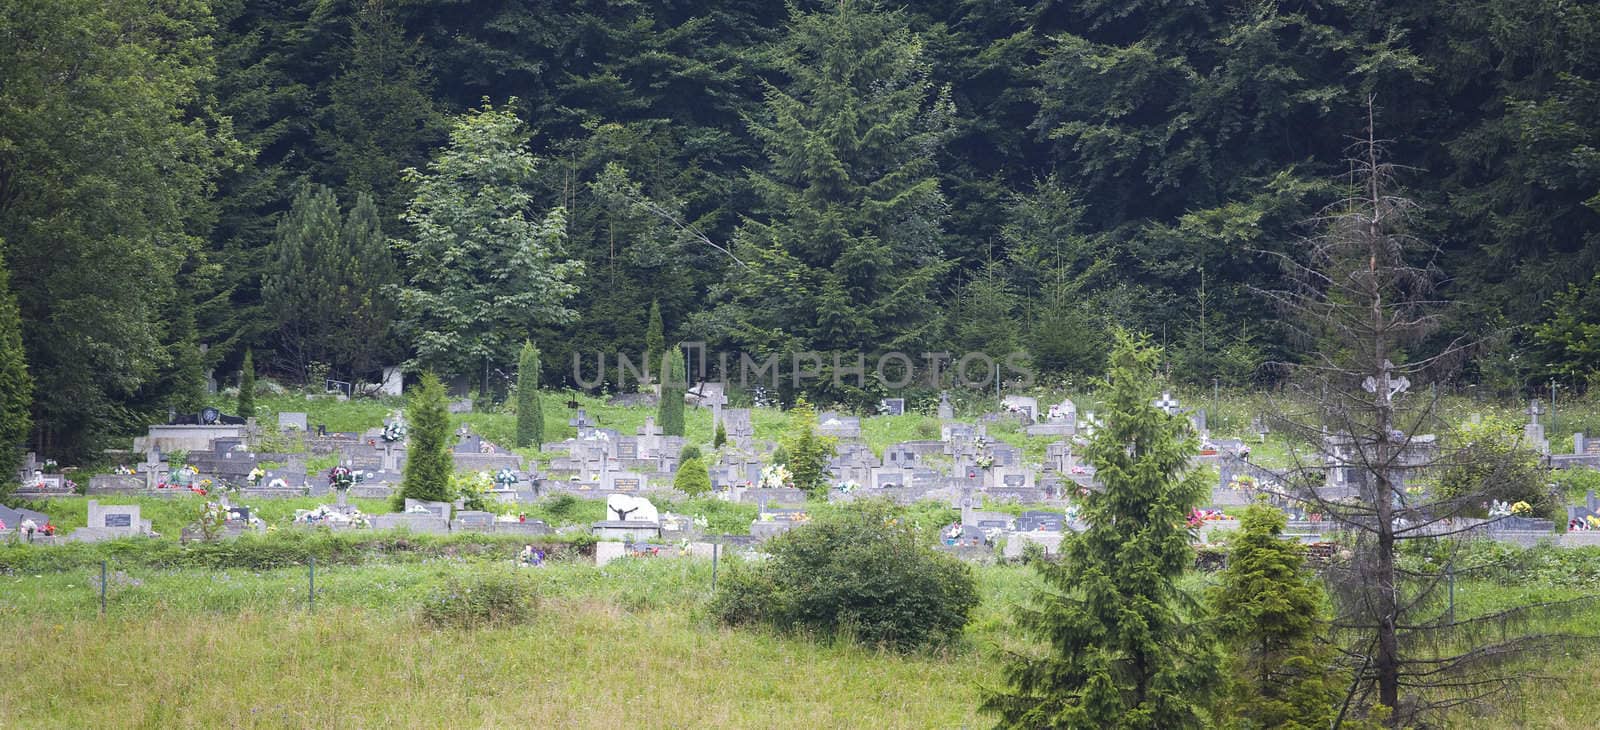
left=1154, top=391, right=1181, bottom=415
left=1525, top=398, right=1550, bottom=454
left=937, top=391, right=954, bottom=420
left=879, top=398, right=905, bottom=416
left=379, top=367, right=404, bottom=397
left=724, top=409, right=755, bottom=450
left=278, top=412, right=309, bottom=432
left=1001, top=395, right=1038, bottom=422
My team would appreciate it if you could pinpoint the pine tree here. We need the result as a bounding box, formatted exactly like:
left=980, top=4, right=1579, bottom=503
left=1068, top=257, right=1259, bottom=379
left=0, top=244, right=32, bottom=491
left=658, top=345, right=685, bottom=436
left=1209, top=504, right=1338, bottom=729
left=985, top=329, right=1219, bottom=728
left=675, top=455, right=711, bottom=497
left=263, top=183, right=345, bottom=381
left=515, top=341, right=543, bottom=448
left=713, top=422, right=727, bottom=450
left=237, top=349, right=256, bottom=418
left=397, top=372, right=452, bottom=506
left=337, top=191, right=398, bottom=379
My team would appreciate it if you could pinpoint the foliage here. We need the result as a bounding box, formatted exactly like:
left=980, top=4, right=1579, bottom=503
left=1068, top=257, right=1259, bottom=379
left=701, top=0, right=953, bottom=357
left=236, top=349, right=255, bottom=418
left=657, top=346, right=685, bottom=436
left=679, top=444, right=701, bottom=462
left=645, top=300, right=665, bottom=387
left=397, top=373, right=451, bottom=507
left=419, top=568, right=538, bottom=630
left=779, top=397, right=837, bottom=499
left=1209, top=504, right=1338, bottom=730
left=1436, top=416, right=1553, bottom=517
left=0, top=245, right=31, bottom=493
left=515, top=341, right=543, bottom=448
left=711, top=500, right=978, bottom=650
left=673, top=455, right=711, bottom=497
left=1533, top=271, right=1600, bottom=389
left=713, top=422, right=727, bottom=450
left=392, top=101, right=580, bottom=385
left=986, top=330, right=1218, bottom=728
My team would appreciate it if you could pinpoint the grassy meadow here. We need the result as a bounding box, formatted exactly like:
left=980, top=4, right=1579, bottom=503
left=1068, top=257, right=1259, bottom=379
left=2, top=543, right=1600, bottom=728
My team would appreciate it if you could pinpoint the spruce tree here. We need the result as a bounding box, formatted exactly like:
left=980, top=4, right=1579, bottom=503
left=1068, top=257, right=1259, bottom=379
left=396, top=372, right=452, bottom=507
left=713, top=422, right=727, bottom=450
left=985, top=329, right=1218, bottom=728
left=1209, top=504, right=1338, bottom=729
left=0, top=245, right=32, bottom=491
left=237, top=349, right=256, bottom=418
left=658, top=345, right=685, bottom=436
left=725, top=0, right=952, bottom=354
left=515, top=341, right=543, bottom=448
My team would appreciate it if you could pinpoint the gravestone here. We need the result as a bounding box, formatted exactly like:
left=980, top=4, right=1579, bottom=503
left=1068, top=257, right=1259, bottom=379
left=1525, top=398, right=1550, bottom=454
left=817, top=412, right=861, bottom=439
left=879, top=398, right=905, bottom=416
left=379, top=367, right=404, bottom=397
left=1154, top=391, right=1181, bottom=415
left=1001, top=395, right=1038, bottom=422
left=1016, top=510, right=1064, bottom=532
left=724, top=409, right=755, bottom=450
left=278, top=412, right=309, bottom=432
left=937, top=391, right=954, bottom=420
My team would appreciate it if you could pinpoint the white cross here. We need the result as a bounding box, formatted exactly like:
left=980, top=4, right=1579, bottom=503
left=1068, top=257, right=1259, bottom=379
left=1154, top=392, right=1180, bottom=415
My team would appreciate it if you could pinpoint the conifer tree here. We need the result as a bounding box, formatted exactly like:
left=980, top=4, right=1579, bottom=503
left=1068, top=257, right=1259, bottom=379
left=1209, top=504, right=1338, bottom=729
left=0, top=245, right=32, bottom=490
left=237, top=349, right=256, bottom=418
left=393, top=101, right=581, bottom=388
left=658, top=345, right=685, bottom=436
left=718, top=0, right=953, bottom=354
left=645, top=300, right=665, bottom=388
left=675, top=455, right=711, bottom=497
left=396, top=372, right=452, bottom=506
left=986, top=330, right=1218, bottom=727
left=713, top=422, right=727, bottom=450
left=515, top=341, right=543, bottom=448
left=780, top=397, right=837, bottom=499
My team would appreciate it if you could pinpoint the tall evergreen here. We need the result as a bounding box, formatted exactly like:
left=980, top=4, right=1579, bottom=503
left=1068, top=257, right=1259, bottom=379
left=393, top=101, right=581, bottom=387
left=644, top=300, right=665, bottom=387
left=237, top=349, right=256, bottom=418
left=396, top=372, right=452, bottom=506
left=1209, top=504, right=1338, bottom=729
left=337, top=191, right=398, bottom=379
left=657, top=345, right=685, bottom=437
left=515, top=341, right=543, bottom=448
left=262, top=183, right=345, bottom=380
left=0, top=245, right=32, bottom=488
left=713, top=0, right=953, bottom=355
left=986, top=330, right=1218, bottom=727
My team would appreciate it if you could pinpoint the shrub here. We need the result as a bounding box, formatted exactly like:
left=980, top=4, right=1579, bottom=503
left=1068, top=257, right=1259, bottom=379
left=674, top=456, right=711, bottom=497
left=680, top=443, right=702, bottom=462
left=713, top=422, right=727, bottom=449
left=419, top=569, right=537, bottom=630
left=710, top=500, right=978, bottom=650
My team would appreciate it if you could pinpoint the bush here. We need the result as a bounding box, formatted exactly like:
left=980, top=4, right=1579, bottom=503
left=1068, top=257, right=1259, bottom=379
left=680, top=443, right=702, bottom=462
left=419, top=568, right=537, bottom=630
left=674, top=456, right=711, bottom=497
left=710, top=500, right=978, bottom=650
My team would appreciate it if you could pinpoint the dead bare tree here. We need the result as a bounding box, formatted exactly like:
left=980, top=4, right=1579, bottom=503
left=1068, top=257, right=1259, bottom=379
left=1251, top=100, right=1589, bottom=728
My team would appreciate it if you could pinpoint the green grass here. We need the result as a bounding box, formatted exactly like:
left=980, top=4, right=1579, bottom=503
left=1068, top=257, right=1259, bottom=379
left=4, top=536, right=1600, bottom=727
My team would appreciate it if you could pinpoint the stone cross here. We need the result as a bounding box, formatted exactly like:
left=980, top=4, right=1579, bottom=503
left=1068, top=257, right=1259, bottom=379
left=937, top=391, right=954, bottom=419
left=1528, top=398, right=1545, bottom=426
left=706, top=391, right=728, bottom=433
left=638, top=417, right=664, bottom=438
left=1154, top=391, right=1180, bottom=415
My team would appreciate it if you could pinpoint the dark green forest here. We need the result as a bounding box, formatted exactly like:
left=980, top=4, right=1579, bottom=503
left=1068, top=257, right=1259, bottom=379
left=2, top=0, right=1598, bottom=459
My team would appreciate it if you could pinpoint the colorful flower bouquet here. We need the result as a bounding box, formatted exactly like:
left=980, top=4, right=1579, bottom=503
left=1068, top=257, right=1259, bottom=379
left=328, top=465, right=355, bottom=491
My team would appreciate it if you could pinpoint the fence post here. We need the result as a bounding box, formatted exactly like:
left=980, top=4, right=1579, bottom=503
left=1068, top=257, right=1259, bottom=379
left=711, top=541, right=719, bottom=592
left=308, top=557, right=315, bottom=613
left=100, top=560, right=107, bottom=616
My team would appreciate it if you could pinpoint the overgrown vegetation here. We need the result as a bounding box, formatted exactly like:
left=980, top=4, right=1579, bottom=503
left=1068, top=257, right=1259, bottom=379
left=712, top=500, right=978, bottom=650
